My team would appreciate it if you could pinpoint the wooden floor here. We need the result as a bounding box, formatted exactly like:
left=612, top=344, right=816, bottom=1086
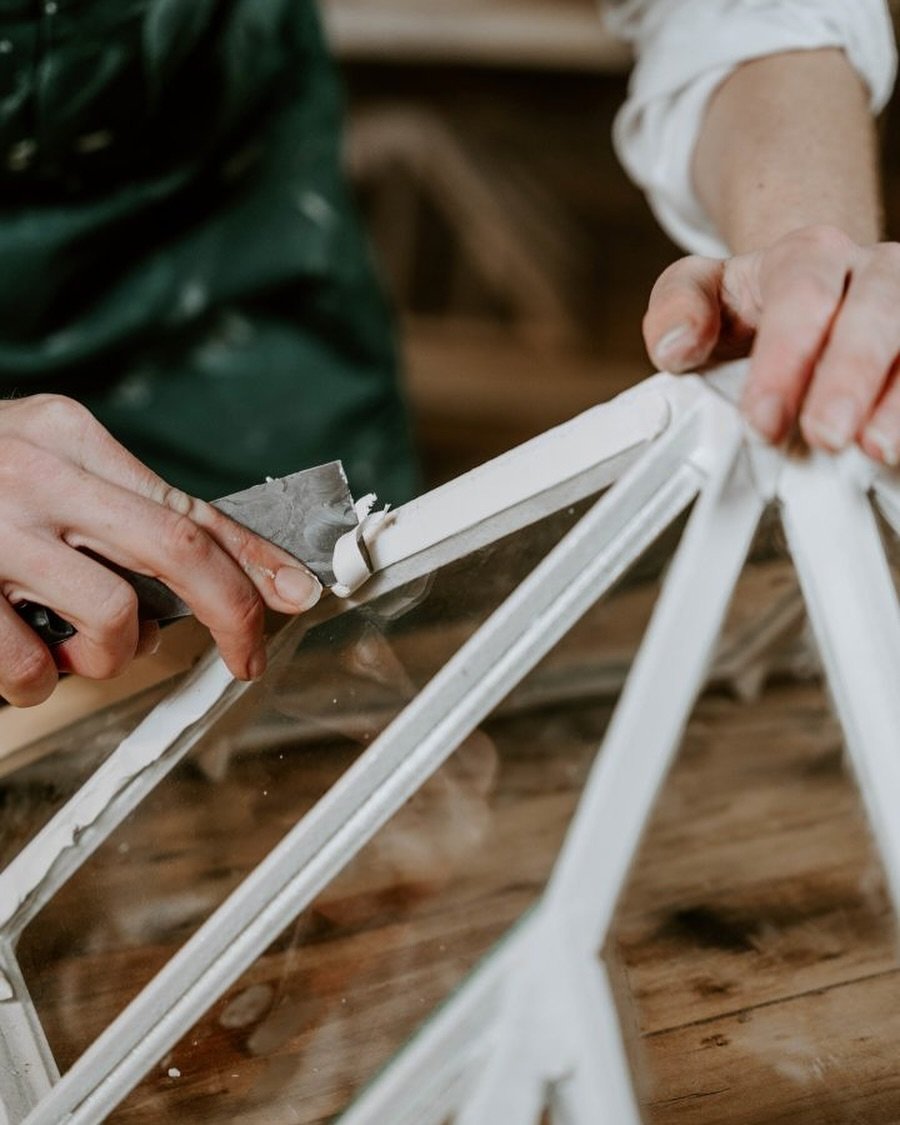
left=5, top=548, right=900, bottom=1124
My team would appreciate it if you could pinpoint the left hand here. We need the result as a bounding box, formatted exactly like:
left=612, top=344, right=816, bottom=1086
left=643, top=224, right=900, bottom=466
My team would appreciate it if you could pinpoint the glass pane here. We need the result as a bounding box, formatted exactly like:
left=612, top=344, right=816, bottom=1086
left=0, top=620, right=212, bottom=869
left=97, top=507, right=686, bottom=1123
left=37, top=491, right=882, bottom=1125
left=609, top=508, right=900, bottom=1125
left=17, top=495, right=601, bottom=1080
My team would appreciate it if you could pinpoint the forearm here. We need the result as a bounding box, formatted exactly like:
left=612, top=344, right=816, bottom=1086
left=693, top=48, right=883, bottom=253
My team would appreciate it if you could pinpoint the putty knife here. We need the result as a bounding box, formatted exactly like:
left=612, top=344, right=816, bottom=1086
left=16, top=461, right=359, bottom=646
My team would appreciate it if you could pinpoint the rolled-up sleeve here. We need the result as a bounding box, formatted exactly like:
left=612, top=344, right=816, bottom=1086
left=605, top=0, right=898, bottom=256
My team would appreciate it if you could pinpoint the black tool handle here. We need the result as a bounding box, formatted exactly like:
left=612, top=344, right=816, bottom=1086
left=16, top=602, right=78, bottom=646
left=14, top=572, right=188, bottom=648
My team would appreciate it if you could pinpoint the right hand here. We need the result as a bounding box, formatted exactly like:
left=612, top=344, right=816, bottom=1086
left=0, top=394, right=323, bottom=707
left=643, top=226, right=900, bottom=463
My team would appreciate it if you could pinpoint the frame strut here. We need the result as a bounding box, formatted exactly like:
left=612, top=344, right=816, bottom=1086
left=434, top=396, right=762, bottom=1124
left=549, top=401, right=764, bottom=951
left=0, top=943, right=58, bottom=1125
left=781, top=451, right=900, bottom=913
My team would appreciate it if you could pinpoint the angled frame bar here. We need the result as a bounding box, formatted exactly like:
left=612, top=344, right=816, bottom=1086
left=782, top=450, right=900, bottom=912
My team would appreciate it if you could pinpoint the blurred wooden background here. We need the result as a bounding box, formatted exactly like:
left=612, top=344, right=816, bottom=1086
left=323, top=0, right=900, bottom=487
left=322, top=0, right=661, bottom=486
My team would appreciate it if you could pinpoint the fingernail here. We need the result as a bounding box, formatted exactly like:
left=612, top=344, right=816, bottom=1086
left=744, top=392, right=784, bottom=440
left=803, top=396, right=860, bottom=450
left=654, top=324, right=692, bottom=367
left=274, top=566, right=322, bottom=611
left=864, top=424, right=900, bottom=467
left=248, top=647, right=267, bottom=680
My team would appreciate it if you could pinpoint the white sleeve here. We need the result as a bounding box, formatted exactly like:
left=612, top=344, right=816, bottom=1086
left=605, top=0, right=898, bottom=257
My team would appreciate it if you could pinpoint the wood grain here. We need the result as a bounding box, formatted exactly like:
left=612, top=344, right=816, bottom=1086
left=9, top=634, right=899, bottom=1123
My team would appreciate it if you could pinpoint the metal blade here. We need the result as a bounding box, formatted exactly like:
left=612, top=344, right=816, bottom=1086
left=119, top=461, right=358, bottom=624
left=214, top=461, right=357, bottom=586
left=16, top=462, right=359, bottom=645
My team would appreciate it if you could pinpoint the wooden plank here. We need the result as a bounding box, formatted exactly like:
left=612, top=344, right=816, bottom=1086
left=12, top=673, right=898, bottom=1123
left=640, top=969, right=900, bottom=1124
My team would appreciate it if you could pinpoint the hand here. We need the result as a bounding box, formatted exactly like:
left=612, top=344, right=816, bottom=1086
left=0, top=394, right=322, bottom=706
left=643, top=225, right=900, bottom=465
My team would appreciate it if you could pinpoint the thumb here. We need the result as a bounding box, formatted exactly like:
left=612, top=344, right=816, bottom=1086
left=643, top=255, right=725, bottom=372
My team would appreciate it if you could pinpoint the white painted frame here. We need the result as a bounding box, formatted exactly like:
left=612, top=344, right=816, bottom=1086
left=1, top=363, right=898, bottom=1125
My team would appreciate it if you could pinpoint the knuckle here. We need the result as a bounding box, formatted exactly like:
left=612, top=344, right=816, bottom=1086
left=231, top=585, right=264, bottom=635
left=163, top=512, right=213, bottom=566
left=94, top=582, right=139, bottom=636
left=157, top=483, right=198, bottom=518
left=31, top=393, right=95, bottom=434
left=790, top=224, right=852, bottom=258
left=650, top=255, right=709, bottom=297
left=206, top=581, right=265, bottom=668
left=15, top=395, right=106, bottom=467
left=231, top=532, right=268, bottom=578
left=83, top=584, right=139, bottom=677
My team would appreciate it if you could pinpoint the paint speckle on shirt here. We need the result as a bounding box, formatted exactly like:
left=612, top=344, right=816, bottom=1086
left=44, top=329, right=78, bottom=357
left=295, top=191, right=333, bottom=226
left=178, top=280, right=208, bottom=319
left=112, top=371, right=154, bottom=409
left=7, top=138, right=35, bottom=172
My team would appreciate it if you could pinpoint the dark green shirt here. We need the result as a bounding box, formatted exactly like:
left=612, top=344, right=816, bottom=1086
left=0, top=0, right=417, bottom=502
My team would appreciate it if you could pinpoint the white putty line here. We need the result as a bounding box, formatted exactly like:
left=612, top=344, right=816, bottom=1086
left=0, top=654, right=234, bottom=929
left=333, top=375, right=679, bottom=594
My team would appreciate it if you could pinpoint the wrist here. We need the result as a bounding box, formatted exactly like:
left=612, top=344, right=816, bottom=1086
left=694, top=49, right=883, bottom=254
